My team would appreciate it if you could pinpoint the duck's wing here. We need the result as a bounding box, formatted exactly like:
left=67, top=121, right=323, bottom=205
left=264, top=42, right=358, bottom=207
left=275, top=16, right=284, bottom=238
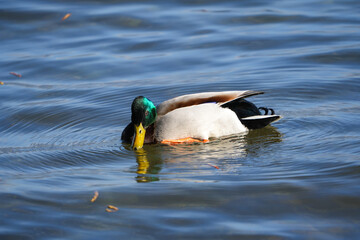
left=156, top=90, right=264, bottom=116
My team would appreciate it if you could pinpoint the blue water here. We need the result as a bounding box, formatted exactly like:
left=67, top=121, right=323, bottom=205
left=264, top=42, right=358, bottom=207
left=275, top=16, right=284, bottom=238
left=1, top=0, right=360, bottom=239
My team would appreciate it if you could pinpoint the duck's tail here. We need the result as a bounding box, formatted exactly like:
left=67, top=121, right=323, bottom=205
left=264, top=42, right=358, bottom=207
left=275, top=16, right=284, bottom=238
left=221, top=97, right=281, bottom=129
left=240, top=114, right=281, bottom=129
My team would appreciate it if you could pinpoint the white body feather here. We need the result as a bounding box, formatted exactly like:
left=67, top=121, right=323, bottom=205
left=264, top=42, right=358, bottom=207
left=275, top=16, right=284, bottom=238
left=154, top=103, right=247, bottom=141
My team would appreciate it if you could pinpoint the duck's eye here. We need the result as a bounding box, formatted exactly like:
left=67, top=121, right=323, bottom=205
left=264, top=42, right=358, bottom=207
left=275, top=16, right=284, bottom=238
left=145, top=111, right=149, bottom=116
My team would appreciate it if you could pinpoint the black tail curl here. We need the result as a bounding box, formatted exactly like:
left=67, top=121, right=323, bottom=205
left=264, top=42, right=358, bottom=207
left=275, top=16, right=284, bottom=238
left=221, top=98, right=280, bottom=130
left=258, top=107, right=275, bottom=115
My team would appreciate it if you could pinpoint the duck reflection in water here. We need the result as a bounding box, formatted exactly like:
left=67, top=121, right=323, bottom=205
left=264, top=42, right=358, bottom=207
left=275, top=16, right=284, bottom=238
left=128, top=126, right=282, bottom=183
left=134, top=148, right=163, bottom=183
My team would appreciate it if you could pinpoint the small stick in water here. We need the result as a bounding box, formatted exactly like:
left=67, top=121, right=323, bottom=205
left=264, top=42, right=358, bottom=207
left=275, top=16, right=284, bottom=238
left=90, top=191, right=99, bottom=203
left=106, top=205, right=119, bottom=212
left=9, top=72, right=22, bottom=78
left=62, top=13, right=71, bottom=21
left=207, top=163, right=220, bottom=169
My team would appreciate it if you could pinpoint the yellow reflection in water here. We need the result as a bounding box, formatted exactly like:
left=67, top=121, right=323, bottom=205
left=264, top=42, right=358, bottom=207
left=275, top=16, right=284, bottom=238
left=135, top=148, right=162, bottom=183
left=136, top=149, right=149, bottom=175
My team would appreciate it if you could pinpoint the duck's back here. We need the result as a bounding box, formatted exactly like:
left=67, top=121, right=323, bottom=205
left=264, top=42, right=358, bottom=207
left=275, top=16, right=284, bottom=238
left=154, top=103, right=247, bottom=141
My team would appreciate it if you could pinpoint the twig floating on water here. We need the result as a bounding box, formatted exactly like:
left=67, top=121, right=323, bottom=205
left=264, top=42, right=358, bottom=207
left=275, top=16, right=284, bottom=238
left=207, top=163, right=220, bottom=169
left=9, top=72, right=22, bottom=78
left=90, top=191, right=99, bottom=203
left=62, top=13, right=71, bottom=21
left=106, top=205, right=119, bottom=212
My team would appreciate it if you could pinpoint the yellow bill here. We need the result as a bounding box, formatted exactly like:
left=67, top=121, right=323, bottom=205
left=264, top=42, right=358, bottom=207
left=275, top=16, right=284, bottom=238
left=132, top=123, right=146, bottom=150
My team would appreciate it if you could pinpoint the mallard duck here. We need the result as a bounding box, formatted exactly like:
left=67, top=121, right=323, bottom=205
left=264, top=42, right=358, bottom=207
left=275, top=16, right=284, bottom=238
left=122, top=90, right=281, bottom=150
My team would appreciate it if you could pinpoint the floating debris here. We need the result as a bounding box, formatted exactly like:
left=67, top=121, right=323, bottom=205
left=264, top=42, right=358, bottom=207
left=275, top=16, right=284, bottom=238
left=207, top=163, right=220, bottom=169
left=90, top=191, right=99, bottom=203
left=9, top=72, right=22, bottom=78
left=0, top=82, right=4, bottom=85
left=106, top=205, right=119, bottom=212
left=62, top=13, right=71, bottom=21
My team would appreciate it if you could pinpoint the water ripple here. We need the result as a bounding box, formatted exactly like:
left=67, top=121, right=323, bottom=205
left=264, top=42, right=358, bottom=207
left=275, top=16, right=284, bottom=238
left=1, top=0, right=360, bottom=239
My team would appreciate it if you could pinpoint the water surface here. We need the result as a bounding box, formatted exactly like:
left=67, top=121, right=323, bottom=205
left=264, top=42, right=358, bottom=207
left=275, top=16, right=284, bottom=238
left=1, top=0, right=360, bottom=239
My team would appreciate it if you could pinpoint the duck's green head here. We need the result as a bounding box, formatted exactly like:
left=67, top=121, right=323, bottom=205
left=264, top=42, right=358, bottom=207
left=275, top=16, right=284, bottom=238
left=131, top=96, right=157, bottom=150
